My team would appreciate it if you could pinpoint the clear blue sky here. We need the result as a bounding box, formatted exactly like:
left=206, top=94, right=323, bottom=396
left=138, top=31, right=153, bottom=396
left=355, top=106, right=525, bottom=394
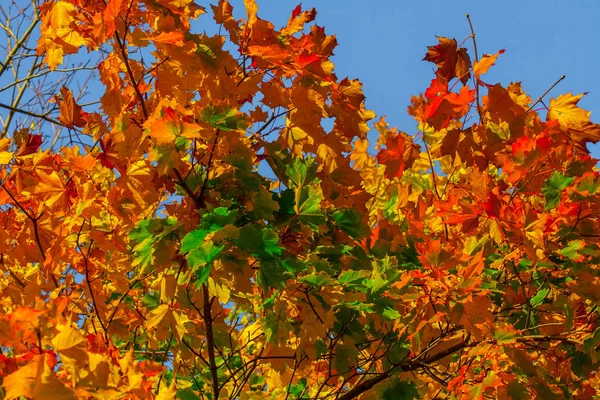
left=203, top=0, right=600, bottom=156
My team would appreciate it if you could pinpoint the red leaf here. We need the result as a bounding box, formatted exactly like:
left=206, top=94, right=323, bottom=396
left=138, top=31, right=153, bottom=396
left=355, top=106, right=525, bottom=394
left=15, top=134, right=43, bottom=157
left=483, top=192, right=502, bottom=219
left=292, top=4, right=302, bottom=18
left=376, top=133, right=418, bottom=179
left=297, top=51, right=321, bottom=68
left=424, top=36, right=472, bottom=84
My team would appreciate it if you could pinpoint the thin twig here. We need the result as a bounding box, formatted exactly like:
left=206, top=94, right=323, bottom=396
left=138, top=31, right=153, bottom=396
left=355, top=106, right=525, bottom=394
left=465, top=13, right=483, bottom=125
left=526, top=75, right=566, bottom=112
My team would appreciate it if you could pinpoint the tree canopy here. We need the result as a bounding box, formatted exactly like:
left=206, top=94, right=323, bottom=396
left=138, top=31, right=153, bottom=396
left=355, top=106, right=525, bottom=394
left=0, top=1, right=599, bottom=399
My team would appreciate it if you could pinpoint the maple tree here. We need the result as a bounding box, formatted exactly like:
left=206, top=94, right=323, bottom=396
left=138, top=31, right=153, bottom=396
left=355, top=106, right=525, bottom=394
left=1, top=0, right=600, bottom=398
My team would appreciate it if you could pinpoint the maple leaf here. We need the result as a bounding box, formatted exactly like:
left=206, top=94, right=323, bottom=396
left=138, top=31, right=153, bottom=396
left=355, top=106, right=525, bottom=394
left=15, top=134, right=43, bottom=157
left=452, top=296, right=494, bottom=341
left=282, top=4, right=317, bottom=36
left=473, top=49, right=505, bottom=78
left=424, top=36, right=472, bottom=84
left=547, top=92, right=600, bottom=151
left=56, top=87, right=89, bottom=128
left=376, top=132, right=418, bottom=179
left=145, top=31, right=185, bottom=46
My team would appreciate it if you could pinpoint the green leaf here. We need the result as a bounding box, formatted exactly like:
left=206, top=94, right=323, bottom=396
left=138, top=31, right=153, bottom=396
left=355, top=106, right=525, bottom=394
left=181, top=207, right=237, bottom=255
left=262, top=289, right=280, bottom=310
left=177, top=388, right=201, bottom=400
left=333, top=344, right=356, bottom=376
left=180, top=229, right=209, bottom=254
left=296, top=184, right=326, bottom=230
left=251, top=189, right=280, bottom=221
left=332, top=209, right=370, bottom=239
left=558, top=239, right=586, bottom=262
left=187, top=241, right=225, bottom=269
left=299, top=273, right=335, bottom=287
left=200, top=207, right=238, bottom=231
left=507, top=381, right=529, bottom=400
left=288, top=377, right=308, bottom=397
left=530, top=287, right=549, bottom=308
left=338, top=270, right=369, bottom=286
left=583, top=327, right=600, bottom=353
left=201, top=105, right=248, bottom=131
left=570, top=350, right=593, bottom=376
left=381, top=306, right=401, bottom=320
left=237, top=225, right=283, bottom=259
left=343, top=300, right=374, bottom=313
left=286, top=156, right=317, bottom=188
left=141, top=292, right=160, bottom=310
left=379, top=379, right=419, bottom=400
left=257, top=259, right=292, bottom=289
left=194, top=266, right=212, bottom=287
left=577, top=174, right=600, bottom=194
left=542, top=171, right=574, bottom=210
left=275, top=189, right=296, bottom=218
left=130, top=217, right=181, bottom=272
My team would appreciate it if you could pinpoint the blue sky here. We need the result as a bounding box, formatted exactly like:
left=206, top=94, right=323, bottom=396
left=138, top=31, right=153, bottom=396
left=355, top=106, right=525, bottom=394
left=206, top=0, right=600, bottom=156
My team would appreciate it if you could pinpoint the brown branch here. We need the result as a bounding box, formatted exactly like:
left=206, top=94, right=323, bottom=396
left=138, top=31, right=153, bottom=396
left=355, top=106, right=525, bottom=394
left=182, top=338, right=209, bottom=367
left=2, top=55, right=41, bottom=138
left=252, top=107, right=295, bottom=138
left=172, top=168, right=201, bottom=208
left=77, top=236, right=107, bottom=338
left=203, top=284, right=220, bottom=399
left=105, top=276, right=145, bottom=330
left=114, top=31, right=149, bottom=120
left=337, top=340, right=473, bottom=400
left=516, top=335, right=582, bottom=346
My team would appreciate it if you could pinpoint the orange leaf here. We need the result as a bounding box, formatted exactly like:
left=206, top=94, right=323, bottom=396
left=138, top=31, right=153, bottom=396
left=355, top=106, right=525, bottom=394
left=57, top=87, right=88, bottom=128
left=146, top=31, right=185, bottom=46
left=473, top=49, right=505, bottom=77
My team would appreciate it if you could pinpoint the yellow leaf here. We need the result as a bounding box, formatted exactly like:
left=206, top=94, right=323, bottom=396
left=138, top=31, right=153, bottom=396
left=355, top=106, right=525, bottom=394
left=171, top=309, right=190, bottom=340
left=316, top=144, right=337, bottom=174
left=0, top=151, right=13, bottom=164
left=2, top=355, right=76, bottom=400
left=51, top=323, right=86, bottom=358
left=44, top=46, right=65, bottom=70
left=55, top=27, right=86, bottom=48
left=244, top=0, right=258, bottom=28
left=281, top=119, right=313, bottom=156
left=548, top=92, right=592, bottom=127
left=208, top=277, right=231, bottom=303
left=156, top=379, right=178, bottom=400
left=146, top=304, right=170, bottom=331
left=547, top=92, right=600, bottom=150
left=350, top=138, right=370, bottom=170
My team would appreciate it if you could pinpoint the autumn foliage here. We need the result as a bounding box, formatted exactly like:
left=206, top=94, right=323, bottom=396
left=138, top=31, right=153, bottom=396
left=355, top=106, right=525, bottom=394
left=1, top=0, right=600, bottom=399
